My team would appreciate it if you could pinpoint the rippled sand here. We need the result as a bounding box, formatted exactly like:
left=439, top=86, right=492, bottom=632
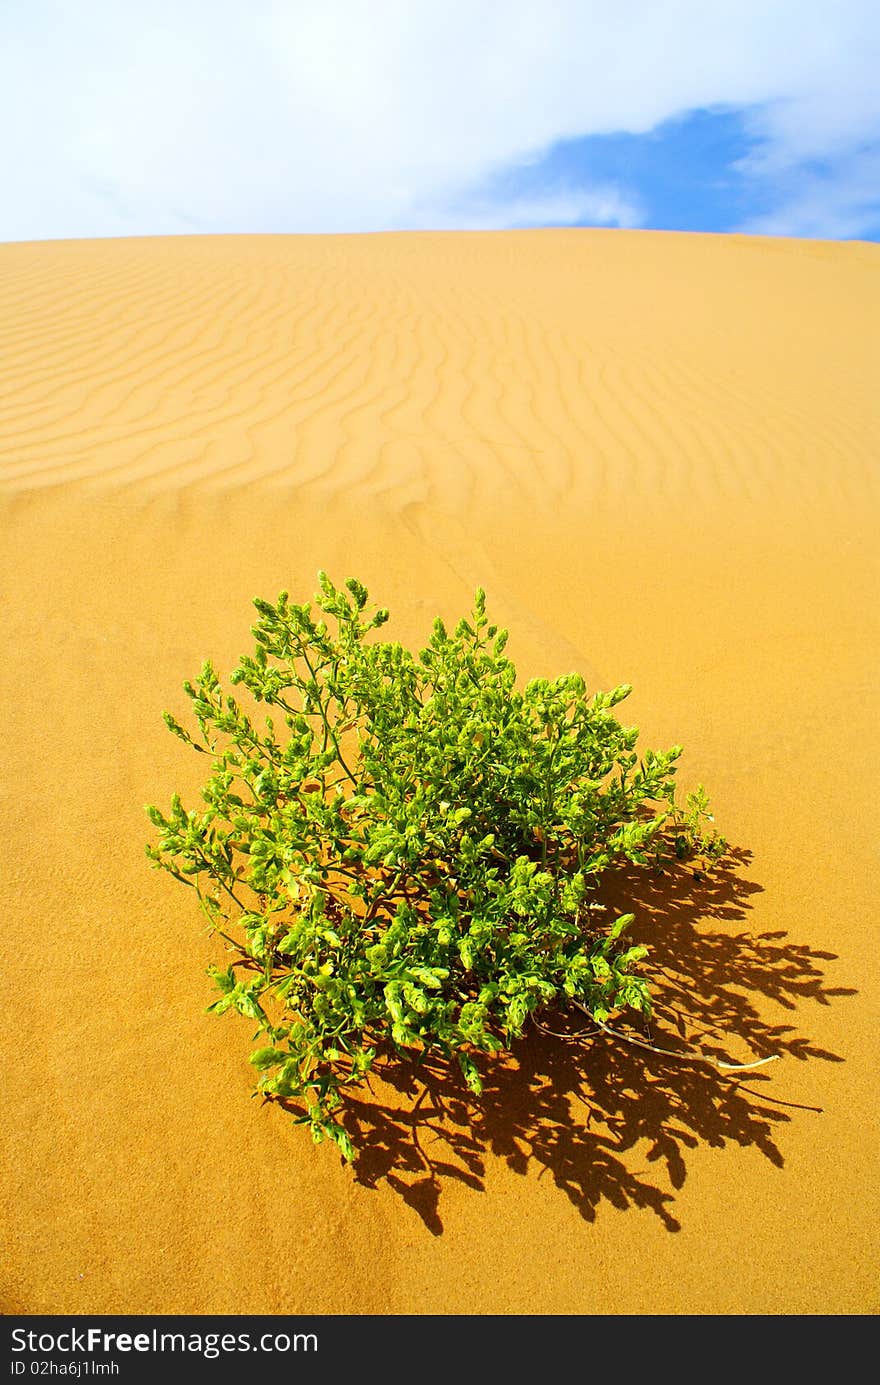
left=1, top=229, right=877, bottom=1314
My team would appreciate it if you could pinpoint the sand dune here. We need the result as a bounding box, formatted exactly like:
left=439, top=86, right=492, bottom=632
left=1, top=229, right=878, bottom=1314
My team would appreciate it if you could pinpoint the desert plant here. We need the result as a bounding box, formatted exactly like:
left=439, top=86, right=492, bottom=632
left=146, top=573, right=724, bottom=1160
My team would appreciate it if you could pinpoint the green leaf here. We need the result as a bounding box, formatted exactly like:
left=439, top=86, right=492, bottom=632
left=457, top=1052, right=483, bottom=1095
left=249, top=1047, right=289, bottom=1071
left=609, top=913, right=636, bottom=940
left=326, top=1121, right=356, bottom=1162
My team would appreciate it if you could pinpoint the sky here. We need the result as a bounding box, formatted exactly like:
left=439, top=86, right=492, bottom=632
left=0, top=0, right=878, bottom=243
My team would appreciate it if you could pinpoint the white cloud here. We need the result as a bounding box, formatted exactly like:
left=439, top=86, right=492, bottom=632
left=0, top=0, right=877, bottom=240
left=407, top=185, right=645, bottom=233
left=738, top=145, right=880, bottom=239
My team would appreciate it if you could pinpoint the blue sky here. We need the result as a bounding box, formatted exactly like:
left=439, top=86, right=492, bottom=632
left=460, top=108, right=764, bottom=235
left=1, top=1, right=878, bottom=243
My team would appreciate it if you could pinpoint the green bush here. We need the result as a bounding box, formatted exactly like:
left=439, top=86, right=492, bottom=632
left=146, top=573, right=723, bottom=1160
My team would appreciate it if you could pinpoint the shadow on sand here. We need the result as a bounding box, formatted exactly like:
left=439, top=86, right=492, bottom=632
left=290, top=848, right=853, bottom=1234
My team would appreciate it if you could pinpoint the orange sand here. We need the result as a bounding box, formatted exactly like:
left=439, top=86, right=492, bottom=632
left=1, top=230, right=877, bottom=1315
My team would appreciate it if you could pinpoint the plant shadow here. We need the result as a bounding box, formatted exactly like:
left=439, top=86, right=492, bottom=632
left=292, top=848, right=854, bottom=1235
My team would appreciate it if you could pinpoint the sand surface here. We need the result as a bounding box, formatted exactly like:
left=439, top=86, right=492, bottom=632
left=1, top=229, right=877, bottom=1315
